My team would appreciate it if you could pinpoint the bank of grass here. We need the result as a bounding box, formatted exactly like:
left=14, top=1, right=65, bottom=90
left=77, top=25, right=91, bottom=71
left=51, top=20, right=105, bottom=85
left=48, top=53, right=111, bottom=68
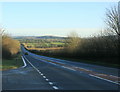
left=50, top=56, right=119, bottom=68
left=28, top=49, right=119, bottom=68
left=1, top=55, right=23, bottom=71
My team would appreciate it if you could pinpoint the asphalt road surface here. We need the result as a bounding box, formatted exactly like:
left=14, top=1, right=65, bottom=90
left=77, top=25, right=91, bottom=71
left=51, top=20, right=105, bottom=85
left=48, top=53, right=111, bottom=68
left=2, top=46, right=120, bottom=90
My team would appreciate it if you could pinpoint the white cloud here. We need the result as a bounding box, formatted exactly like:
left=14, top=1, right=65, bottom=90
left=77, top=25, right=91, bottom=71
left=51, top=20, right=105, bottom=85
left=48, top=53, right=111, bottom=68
left=6, top=28, right=102, bottom=37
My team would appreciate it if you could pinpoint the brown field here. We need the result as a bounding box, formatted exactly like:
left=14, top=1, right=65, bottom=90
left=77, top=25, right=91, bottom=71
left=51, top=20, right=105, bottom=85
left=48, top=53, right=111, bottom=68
left=26, top=47, right=64, bottom=51
left=22, top=43, right=64, bottom=51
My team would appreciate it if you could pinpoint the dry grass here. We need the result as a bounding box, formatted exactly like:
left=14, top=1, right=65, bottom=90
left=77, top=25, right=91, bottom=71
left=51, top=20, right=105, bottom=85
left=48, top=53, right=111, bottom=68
left=23, top=43, right=64, bottom=51
left=27, top=47, right=64, bottom=50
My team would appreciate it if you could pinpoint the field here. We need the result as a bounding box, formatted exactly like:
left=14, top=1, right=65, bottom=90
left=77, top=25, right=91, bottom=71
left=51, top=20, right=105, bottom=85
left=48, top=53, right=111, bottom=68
left=17, top=35, right=119, bottom=68
left=26, top=47, right=64, bottom=51
left=1, top=55, right=23, bottom=71
left=18, top=37, right=66, bottom=51
left=23, top=42, right=64, bottom=48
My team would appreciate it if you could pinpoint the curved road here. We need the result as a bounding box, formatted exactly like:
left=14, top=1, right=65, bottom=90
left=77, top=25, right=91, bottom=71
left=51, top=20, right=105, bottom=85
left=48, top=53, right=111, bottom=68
left=2, top=46, right=120, bottom=90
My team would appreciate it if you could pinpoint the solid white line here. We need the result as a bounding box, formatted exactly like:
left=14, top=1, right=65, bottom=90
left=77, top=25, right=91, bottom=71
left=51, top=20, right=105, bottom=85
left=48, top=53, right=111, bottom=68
left=110, top=75, right=120, bottom=78
left=52, top=86, right=58, bottom=89
left=89, top=74, right=120, bottom=85
left=21, top=56, right=27, bottom=68
left=62, top=66, right=76, bottom=71
left=49, top=82, right=53, bottom=85
left=22, top=55, right=42, bottom=75
left=49, top=62, right=57, bottom=66
left=22, top=55, right=60, bottom=90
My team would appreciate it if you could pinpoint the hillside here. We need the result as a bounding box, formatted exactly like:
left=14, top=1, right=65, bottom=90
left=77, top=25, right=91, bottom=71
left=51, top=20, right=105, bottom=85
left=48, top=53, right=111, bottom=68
left=13, top=36, right=66, bottom=40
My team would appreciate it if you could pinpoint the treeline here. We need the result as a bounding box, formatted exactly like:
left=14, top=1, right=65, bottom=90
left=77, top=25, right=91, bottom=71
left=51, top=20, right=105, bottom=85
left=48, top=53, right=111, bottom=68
left=27, top=5, right=119, bottom=65
left=28, top=32, right=119, bottom=65
left=60, top=33, right=119, bottom=64
left=2, top=34, right=20, bottom=59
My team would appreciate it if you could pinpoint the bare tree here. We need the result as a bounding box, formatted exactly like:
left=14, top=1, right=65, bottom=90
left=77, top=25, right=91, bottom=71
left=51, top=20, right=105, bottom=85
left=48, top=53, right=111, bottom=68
left=0, top=28, right=5, bottom=36
left=105, top=5, right=120, bottom=37
left=65, top=31, right=81, bottom=53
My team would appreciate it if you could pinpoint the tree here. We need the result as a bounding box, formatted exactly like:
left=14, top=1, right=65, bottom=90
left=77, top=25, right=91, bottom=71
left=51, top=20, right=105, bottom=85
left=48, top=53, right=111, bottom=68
left=105, top=5, right=120, bottom=37
left=65, top=31, right=81, bottom=53
left=0, top=29, right=5, bottom=36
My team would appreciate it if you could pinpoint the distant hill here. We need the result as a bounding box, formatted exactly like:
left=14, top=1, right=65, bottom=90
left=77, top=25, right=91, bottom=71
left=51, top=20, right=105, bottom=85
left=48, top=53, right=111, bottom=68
left=13, top=36, right=66, bottom=39
left=36, top=36, right=65, bottom=39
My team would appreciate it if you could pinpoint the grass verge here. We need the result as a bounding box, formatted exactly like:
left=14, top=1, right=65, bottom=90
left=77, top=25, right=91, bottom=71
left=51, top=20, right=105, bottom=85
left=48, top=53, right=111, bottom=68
left=1, top=54, right=24, bottom=71
left=28, top=49, right=119, bottom=68
left=50, top=56, right=119, bottom=68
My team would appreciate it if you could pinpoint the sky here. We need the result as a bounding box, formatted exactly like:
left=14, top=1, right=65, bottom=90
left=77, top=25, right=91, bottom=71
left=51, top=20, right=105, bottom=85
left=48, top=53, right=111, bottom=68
left=1, top=2, right=118, bottom=37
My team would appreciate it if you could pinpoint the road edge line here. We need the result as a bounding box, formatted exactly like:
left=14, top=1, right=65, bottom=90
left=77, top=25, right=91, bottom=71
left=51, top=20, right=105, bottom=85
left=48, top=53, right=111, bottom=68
left=22, top=55, right=41, bottom=73
left=89, top=74, right=120, bottom=85
left=21, top=56, right=27, bottom=68
left=22, top=55, right=59, bottom=90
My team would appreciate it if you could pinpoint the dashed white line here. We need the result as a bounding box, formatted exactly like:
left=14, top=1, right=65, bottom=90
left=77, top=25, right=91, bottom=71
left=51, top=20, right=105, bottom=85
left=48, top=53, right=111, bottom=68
left=52, top=86, right=59, bottom=89
left=37, top=70, right=40, bottom=72
left=45, top=79, right=49, bottom=81
left=22, top=55, right=59, bottom=89
left=49, top=82, right=53, bottom=85
left=89, top=74, right=120, bottom=85
left=23, top=55, right=41, bottom=74
left=43, top=76, right=46, bottom=78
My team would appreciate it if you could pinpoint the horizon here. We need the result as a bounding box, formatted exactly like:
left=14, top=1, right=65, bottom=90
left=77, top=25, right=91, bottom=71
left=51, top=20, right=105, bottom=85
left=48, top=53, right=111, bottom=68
left=2, top=2, right=118, bottom=37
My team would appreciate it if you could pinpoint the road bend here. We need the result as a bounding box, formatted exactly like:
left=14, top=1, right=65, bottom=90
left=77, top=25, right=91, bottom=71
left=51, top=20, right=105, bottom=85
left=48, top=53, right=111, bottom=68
left=2, top=46, right=120, bottom=90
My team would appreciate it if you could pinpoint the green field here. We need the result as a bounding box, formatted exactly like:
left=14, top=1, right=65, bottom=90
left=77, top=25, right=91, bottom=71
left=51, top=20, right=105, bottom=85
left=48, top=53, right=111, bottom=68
left=50, top=42, right=65, bottom=45
left=1, top=55, right=23, bottom=70
left=25, top=42, right=65, bottom=48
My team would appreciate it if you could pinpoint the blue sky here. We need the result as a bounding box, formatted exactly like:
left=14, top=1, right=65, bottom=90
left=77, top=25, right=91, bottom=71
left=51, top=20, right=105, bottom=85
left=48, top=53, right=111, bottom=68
left=1, top=2, right=117, bottom=37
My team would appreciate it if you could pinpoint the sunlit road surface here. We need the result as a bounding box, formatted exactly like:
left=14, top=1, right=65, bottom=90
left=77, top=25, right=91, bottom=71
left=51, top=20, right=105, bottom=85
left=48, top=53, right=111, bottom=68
left=2, top=46, right=120, bottom=90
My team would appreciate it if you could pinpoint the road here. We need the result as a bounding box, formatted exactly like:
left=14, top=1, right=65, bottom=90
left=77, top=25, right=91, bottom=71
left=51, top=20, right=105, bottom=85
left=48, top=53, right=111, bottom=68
left=2, top=46, right=120, bottom=90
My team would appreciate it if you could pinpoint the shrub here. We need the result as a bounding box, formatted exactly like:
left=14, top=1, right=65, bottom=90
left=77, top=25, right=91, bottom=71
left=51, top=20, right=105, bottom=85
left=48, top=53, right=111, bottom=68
left=2, top=35, right=20, bottom=59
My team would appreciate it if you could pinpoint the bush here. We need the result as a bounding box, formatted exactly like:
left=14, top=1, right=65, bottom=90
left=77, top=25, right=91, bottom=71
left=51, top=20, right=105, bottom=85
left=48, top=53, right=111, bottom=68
left=2, top=35, right=20, bottom=59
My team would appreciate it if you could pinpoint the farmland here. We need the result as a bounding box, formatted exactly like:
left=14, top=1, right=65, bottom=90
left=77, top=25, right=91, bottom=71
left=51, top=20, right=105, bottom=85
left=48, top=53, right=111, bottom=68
left=15, top=36, right=66, bottom=50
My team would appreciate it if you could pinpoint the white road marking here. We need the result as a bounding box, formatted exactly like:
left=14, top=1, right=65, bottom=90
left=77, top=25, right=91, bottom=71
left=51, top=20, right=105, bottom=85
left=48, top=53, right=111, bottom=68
left=23, top=56, right=40, bottom=72
left=46, top=79, right=49, bottom=81
left=110, top=75, right=119, bottom=78
left=21, top=56, right=27, bottom=68
left=39, top=71, right=41, bottom=73
left=49, top=62, right=57, bottom=66
left=89, top=74, right=120, bottom=85
left=43, top=76, right=46, bottom=78
left=22, top=48, right=120, bottom=89
left=62, top=66, right=76, bottom=71
left=37, top=70, right=40, bottom=72
left=52, top=86, right=59, bottom=89
left=22, top=55, right=59, bottom=89
left=49, top=82, right=53, bottom=85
